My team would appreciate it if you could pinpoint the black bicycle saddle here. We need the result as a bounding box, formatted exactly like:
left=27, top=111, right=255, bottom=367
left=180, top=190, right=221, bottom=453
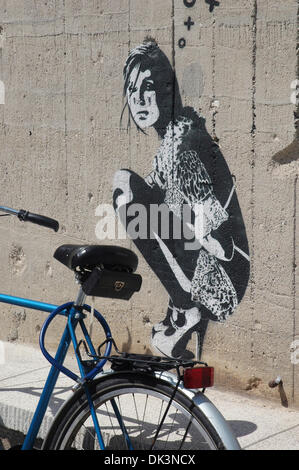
left=54, top=244, right=138, bottom=272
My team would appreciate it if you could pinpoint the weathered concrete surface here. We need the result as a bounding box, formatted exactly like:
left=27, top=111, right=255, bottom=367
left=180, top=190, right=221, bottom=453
left=0, top=0, right=298, bottom=406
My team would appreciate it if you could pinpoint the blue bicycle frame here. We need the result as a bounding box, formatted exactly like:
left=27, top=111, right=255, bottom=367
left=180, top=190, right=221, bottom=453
left=0, top=290, right=114, bottom=450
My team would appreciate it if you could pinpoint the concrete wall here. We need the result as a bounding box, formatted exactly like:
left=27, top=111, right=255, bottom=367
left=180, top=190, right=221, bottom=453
left=0, top=1, right=298, bottom=406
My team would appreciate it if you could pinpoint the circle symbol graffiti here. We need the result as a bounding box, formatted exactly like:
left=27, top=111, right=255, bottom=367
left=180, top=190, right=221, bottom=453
left=178, top=38, right=186, bottom=49
left=184, top=0, right=196, bottom=7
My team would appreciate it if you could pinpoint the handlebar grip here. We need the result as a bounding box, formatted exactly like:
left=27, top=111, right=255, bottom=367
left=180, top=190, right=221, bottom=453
left=18, top=210, right=59, bottom=232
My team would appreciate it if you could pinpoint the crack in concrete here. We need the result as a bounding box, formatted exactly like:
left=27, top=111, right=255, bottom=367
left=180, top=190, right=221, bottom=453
left=62, top=0, right=69, bottom=212
left=292, top=173, right=297, bottom=400
left=250, top=0, right=257, bottom=364
left=242, top=422, right=299, bottom=450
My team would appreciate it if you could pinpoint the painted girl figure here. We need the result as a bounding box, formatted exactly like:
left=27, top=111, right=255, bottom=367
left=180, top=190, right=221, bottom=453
left=113, top=39, right=250, bottom=359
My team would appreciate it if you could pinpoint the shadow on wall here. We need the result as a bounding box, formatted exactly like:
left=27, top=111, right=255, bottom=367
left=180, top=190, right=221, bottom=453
left=272, top=8, right=299, bottom=166
left=120, top=327, right=152, bottom=356
left=272, top=138, right=299, bottom=165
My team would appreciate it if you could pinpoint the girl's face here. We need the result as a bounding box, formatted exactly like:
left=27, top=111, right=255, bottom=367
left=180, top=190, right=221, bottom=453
left=127, top=65, right=160, bottom=128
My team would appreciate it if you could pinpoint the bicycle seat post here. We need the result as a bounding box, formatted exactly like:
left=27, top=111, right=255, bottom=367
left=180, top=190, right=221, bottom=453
left=74, top=286, right=87, bottom=308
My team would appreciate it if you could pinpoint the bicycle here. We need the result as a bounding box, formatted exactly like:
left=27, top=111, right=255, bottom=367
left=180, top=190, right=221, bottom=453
left=0, top=205, right=240, bottom=450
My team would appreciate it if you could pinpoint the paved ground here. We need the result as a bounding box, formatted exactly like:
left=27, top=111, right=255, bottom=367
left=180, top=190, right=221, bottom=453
left=0, top=341, right=299, bottom=450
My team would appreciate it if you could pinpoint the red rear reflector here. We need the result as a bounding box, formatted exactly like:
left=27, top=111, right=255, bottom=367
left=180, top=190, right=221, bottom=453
left=183, top=367, right=214, bottom=389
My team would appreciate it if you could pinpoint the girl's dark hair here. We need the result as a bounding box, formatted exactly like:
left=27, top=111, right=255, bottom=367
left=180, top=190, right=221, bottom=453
left=122, top=38, right=183, bottom=137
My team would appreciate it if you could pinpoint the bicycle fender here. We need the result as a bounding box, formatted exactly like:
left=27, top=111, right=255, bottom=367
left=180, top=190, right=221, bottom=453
left=154, top=370, right=241, bottom=451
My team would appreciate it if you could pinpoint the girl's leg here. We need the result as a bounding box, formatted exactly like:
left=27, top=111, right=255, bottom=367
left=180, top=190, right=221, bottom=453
left=113, top=169, right=198, bottom=306
left=113, top=170, right=250, bottom=359
left=113, top=170, right=202, bottom=358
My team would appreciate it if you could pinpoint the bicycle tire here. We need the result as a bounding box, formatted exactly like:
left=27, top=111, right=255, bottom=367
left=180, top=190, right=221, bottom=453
left=42, top=371, right=225, bottom=450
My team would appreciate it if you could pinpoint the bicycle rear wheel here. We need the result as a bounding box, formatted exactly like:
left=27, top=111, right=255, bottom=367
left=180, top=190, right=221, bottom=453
left=42, top=372, right=225, bottom=450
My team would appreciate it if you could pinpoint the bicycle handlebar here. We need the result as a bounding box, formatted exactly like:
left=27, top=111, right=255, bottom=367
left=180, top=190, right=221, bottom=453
left=18, top=210, right=59, bottom=232
left=0, top=206, right=59, bottom=232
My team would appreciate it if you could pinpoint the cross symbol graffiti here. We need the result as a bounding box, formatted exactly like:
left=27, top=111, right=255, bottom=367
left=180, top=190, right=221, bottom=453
left=205, top=0, right=220, bottom=12
left=184, top=16, right=195, bottom=31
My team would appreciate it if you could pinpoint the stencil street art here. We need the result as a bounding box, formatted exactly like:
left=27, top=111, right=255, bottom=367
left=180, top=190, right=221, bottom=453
left=113, top=39, right=250, bottom=359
